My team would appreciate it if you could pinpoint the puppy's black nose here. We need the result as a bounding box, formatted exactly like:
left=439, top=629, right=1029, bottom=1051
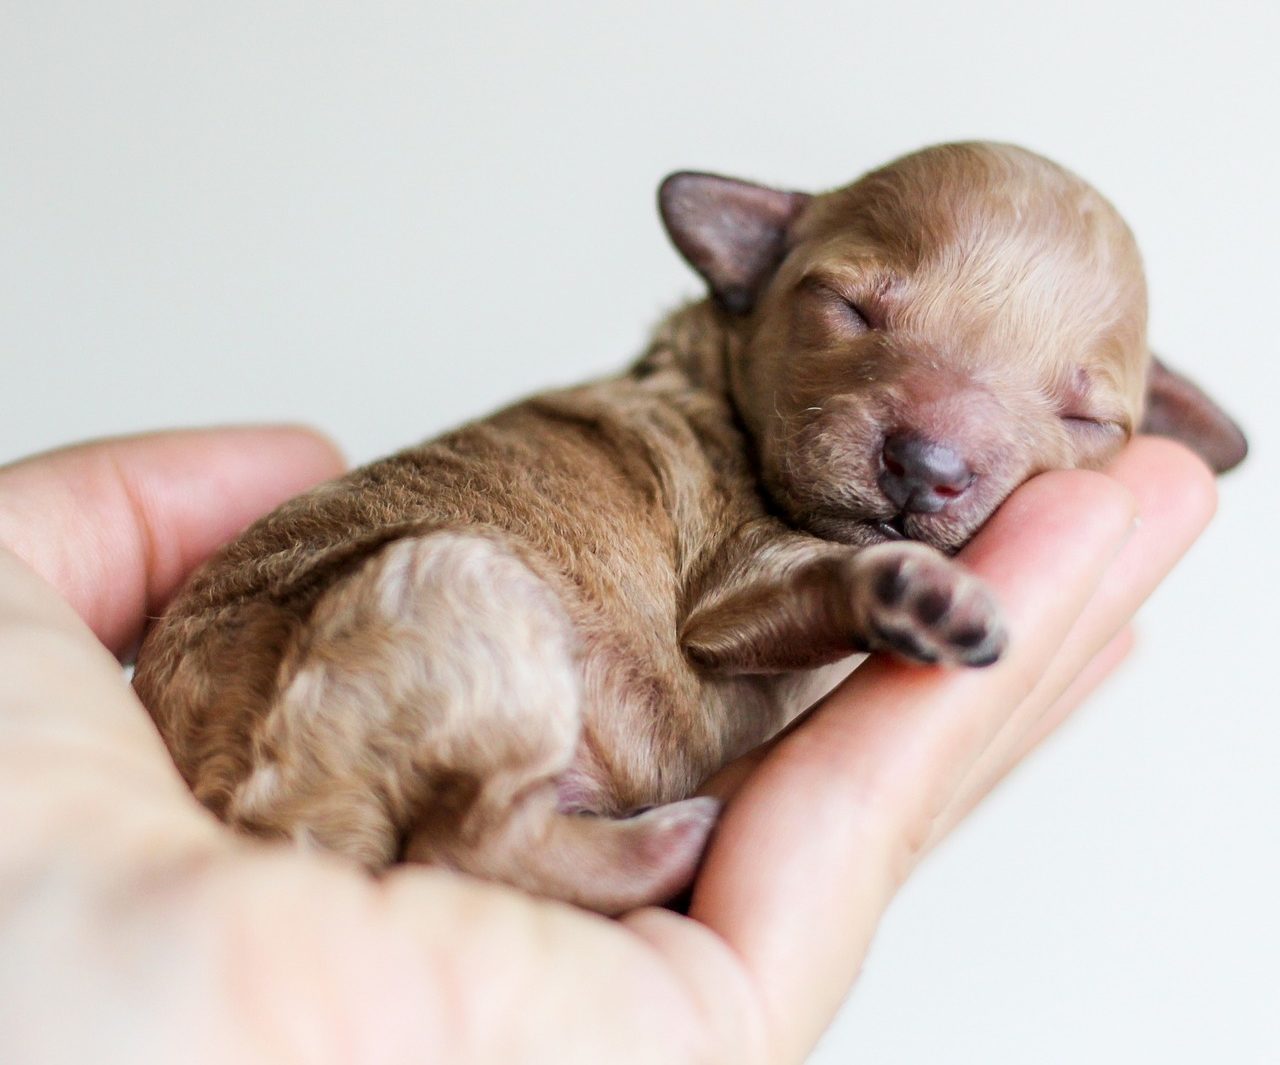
left=880, top=433, right=975, bottom=513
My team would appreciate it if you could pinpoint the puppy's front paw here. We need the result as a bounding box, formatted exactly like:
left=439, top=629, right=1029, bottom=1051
left=849, top=543, right=1007, bottom=666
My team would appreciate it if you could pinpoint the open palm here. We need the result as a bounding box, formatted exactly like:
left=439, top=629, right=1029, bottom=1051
left=0, top=427, right=1214, bottom=1064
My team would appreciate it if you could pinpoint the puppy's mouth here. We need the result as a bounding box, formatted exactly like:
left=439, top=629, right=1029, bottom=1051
left=805, top=505, right=972, bottom=555
left=871, top=515, right=909, bottom=541
left=865, top=511, right=969, bottom=554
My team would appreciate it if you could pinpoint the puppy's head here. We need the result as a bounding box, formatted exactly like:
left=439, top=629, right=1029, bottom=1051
left=661, top=142, right=1247, bottom=552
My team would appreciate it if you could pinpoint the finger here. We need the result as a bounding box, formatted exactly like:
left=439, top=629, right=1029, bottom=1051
left=0, top=547, right=220, bottom=870
left=930, top=625, right=1136, bottom=843
left=707, top=625, right=1136, bottom=869
left=690, top=467, right=1139, bottom=1061
left=0, top=426, right=345, bottom=655
left=927, top=436, right=1216, bottom=847
left=1013, top=625, right=1137, bottom=759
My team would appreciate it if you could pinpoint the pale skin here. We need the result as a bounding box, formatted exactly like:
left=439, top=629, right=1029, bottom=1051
left=0, top=426, right=1216, bottom=1064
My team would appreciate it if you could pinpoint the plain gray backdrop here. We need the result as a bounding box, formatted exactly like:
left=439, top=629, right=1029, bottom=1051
left=4, top=2, right=1277, bottom=1061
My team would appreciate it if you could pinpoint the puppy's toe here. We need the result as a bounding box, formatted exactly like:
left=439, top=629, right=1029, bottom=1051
left=936, top=588, right=1007, bottom=667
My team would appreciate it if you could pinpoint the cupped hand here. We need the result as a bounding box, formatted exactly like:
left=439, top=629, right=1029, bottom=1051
left=0, top=428, right=1215, bottom=1064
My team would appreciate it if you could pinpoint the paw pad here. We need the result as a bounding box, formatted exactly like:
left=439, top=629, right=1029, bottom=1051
left=873, top=562, right=907, bottom=605
left=856, top=545, right=1007, bottom=668
left=912, top=588, right=952, bottom=625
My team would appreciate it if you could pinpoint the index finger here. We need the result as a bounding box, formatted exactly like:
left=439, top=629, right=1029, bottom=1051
left=0, top=427, right=345, bottom=655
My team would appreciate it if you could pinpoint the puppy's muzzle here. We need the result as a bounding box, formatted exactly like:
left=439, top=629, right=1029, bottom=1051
left=879, top=432, right=976, bottom=514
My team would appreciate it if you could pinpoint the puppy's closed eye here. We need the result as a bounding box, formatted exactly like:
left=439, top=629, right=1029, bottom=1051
left=1060, top=413, right=1128, bottom=466
left=1061, top=414, right=1124, bottom=435
left=798, top=277, right=873, bottom=337
left=1059, top=367, right=1127, bottom=440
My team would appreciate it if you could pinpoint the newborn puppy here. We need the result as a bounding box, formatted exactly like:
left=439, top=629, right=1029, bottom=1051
left=133, top=142, right=1247, bottom=914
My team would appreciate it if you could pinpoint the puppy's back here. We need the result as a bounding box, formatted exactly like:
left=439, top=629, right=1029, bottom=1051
left=134, top=360, right=756, bottom=821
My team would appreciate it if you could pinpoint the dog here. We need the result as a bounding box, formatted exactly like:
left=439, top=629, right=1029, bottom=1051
left=132, top=142, right=1247, bottom=915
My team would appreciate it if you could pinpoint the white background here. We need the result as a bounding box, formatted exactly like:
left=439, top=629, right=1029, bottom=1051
left=3, top=3, right=1277, bottom=1061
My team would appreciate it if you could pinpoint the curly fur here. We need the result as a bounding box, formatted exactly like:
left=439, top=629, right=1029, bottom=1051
left=133, top=142, right=1245, bottom=913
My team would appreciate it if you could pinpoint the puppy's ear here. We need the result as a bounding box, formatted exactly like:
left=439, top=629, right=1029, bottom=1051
left=659, top=172, right=810, bottom=315
left=1141, top=355, right=1248, bottom=473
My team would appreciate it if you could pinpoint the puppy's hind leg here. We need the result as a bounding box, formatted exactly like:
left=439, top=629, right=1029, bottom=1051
left=228, top=531, right=715, bottom=914
left=410, top=788, right=722, bottom=916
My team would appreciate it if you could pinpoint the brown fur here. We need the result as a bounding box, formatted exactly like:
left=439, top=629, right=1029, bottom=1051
left=132, top=142, right=1246, bottom=914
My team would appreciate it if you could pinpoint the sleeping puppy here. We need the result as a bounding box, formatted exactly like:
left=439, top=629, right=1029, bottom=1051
left=132, top=142, right=1247, bottom=915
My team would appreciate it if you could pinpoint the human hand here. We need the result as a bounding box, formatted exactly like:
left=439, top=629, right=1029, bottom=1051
left=0, top=429, right=1215, bottom=1064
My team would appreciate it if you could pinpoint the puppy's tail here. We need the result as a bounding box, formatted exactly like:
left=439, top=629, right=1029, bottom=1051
left=225, top=530, right=717, bottom=915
